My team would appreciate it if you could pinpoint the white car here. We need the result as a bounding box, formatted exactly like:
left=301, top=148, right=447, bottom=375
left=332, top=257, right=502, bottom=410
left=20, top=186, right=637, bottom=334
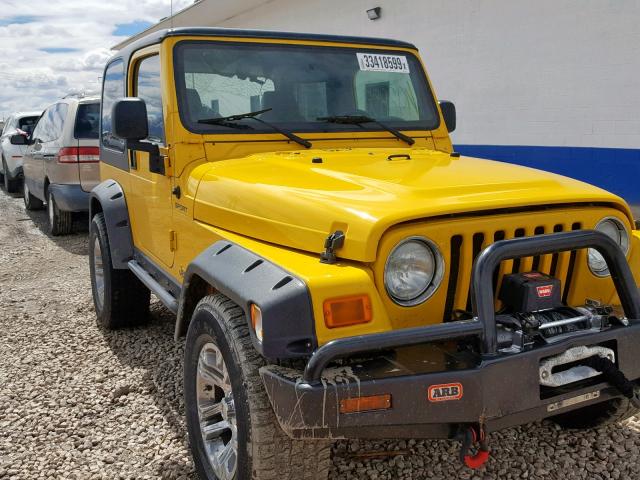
left=0, top=111, right=42, bottom=192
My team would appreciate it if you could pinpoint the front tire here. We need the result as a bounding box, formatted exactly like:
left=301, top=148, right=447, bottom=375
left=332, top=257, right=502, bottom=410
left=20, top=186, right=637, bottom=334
left=185, top=294, right=331, bottom=480
left=23, top=180, right=43, bottom=210
left=2, top=159, right=18, bottom=193
left=47, top=189, right=73, bottom=236
left=89, top=212, right=150, bottom=329
left=551, top=396, right=640, bottom=429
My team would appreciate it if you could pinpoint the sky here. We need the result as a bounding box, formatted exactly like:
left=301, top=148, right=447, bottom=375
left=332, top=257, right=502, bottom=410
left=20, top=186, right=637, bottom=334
left=0, top=0, right=192, bottom=120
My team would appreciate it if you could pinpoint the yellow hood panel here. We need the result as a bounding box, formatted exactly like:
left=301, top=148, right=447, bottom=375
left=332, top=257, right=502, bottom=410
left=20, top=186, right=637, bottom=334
left=193, top=148, right=630, bottom=261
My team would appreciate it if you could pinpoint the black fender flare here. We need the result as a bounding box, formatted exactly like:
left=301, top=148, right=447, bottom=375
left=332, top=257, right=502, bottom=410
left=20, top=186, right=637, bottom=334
left=176, top=240, right=317, bottom=359
left=89, top=179, right=134, bottom=269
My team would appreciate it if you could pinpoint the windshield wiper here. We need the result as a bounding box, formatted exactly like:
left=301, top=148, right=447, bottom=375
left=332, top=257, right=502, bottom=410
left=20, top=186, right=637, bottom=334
left=199, top=108, right=312, bottom=149
left=317, top=115, right=414, bottom=146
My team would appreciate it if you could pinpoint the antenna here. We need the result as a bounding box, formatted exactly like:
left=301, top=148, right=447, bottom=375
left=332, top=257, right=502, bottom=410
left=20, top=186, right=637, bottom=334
left=170, top=0, right=174, bottom=30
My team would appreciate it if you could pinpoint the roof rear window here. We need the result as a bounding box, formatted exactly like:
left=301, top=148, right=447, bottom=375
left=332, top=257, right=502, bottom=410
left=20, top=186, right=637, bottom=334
left=74, top=102, right=100, bottom=139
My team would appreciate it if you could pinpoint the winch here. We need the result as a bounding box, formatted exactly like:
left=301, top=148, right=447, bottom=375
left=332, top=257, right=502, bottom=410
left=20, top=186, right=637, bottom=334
left=494, top=271, right=623, bottom=352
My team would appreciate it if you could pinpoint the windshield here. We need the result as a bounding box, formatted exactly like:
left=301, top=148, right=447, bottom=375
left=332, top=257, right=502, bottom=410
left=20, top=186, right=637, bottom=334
left=174, top=41, right=440, bottom=134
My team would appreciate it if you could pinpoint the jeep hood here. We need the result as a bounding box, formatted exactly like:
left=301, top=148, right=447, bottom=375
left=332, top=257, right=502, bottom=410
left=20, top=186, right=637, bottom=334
left=193, top=148, right=631, bottom=262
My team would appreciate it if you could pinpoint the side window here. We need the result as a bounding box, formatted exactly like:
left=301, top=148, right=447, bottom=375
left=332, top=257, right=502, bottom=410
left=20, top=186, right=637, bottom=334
left=74, top=103, right=100, bottom=139
left=32, top=108, right=52, bottom=142
left=135, top=55, right=165, bottom=144
left=101, top=59, right=125, bottom=152
left=35, top=104, right=68, bottom=142
left=18, top=116, right=39, bottom=131
left=50, top=103, right=68, bottom=140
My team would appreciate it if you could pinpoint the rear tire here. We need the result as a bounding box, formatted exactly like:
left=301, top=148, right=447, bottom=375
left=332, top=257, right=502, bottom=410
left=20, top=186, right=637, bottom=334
left=551, top=397, right=640, bottom=429
left=185, top=294, right=331, bottom=480
left=3, top=159, right=18, bottom=193
left=23, top=181, right=43, bottom=210
left=47, top=189, right=73, bottom=236
left=89, top=212, right=150, bottom=329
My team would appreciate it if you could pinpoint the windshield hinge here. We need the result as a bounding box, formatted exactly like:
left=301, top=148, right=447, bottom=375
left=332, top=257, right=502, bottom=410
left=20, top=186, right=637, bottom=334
left=320, top=230, right=345, bottom=264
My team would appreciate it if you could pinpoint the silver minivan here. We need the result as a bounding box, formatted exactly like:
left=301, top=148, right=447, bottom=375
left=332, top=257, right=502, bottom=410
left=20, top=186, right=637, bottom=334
left=22, top=95, right=100, bottom=235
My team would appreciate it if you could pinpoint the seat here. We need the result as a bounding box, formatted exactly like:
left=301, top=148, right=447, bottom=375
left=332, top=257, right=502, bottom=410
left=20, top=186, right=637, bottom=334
left=186, top=88, right=205, bottom=120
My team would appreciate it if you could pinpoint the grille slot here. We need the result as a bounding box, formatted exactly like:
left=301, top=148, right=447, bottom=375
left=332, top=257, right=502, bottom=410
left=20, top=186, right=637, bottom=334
left=443, top=222, right=583, bottom=321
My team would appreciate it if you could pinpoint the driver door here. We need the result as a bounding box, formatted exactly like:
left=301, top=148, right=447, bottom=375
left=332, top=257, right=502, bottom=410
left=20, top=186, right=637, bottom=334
left=126, top=48, right=175, bottom=268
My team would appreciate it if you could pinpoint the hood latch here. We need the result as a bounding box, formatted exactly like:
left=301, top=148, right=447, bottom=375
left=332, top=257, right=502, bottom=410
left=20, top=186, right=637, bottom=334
left=320, top=230, right=345, bottom=264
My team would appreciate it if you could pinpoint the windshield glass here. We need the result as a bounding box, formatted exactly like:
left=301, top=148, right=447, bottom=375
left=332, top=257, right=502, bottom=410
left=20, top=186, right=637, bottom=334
left=174, top=41, right=439, bottom=134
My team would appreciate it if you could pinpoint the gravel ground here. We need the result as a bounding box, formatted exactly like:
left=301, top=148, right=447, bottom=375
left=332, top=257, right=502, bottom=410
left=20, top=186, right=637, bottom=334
left=2, top=186, right=640, bottom=479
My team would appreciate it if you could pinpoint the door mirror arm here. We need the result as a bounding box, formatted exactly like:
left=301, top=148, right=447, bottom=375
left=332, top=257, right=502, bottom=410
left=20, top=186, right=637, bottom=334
left=128, top=140, right=164, bottom=175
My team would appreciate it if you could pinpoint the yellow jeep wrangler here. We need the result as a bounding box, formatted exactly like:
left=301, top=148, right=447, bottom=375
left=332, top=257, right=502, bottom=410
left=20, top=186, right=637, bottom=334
left=89, top=27, right=640, bottom=479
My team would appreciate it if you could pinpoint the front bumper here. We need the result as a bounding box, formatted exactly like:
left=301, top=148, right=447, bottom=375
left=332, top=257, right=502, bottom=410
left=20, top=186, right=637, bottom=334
left=260, top=231, right=640, bottom=439
left=48, top=183, right=90, bottom=212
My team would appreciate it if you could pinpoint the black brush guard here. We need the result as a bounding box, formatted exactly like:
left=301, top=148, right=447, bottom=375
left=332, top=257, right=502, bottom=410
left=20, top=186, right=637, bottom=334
left=260, top=230, right=640, bottom=439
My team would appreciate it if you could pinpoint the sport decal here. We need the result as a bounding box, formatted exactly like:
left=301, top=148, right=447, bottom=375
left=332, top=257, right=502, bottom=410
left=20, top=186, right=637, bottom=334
left=428, top=383, right=463, bottom=402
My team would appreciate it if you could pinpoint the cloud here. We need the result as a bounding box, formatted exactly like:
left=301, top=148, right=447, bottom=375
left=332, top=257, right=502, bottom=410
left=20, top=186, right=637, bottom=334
left=0, top=0, right=192, bottom=119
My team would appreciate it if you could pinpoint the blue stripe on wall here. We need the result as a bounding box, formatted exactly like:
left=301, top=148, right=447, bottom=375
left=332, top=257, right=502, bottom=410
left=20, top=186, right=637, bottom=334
left=454, top=145, right=640, bottom=209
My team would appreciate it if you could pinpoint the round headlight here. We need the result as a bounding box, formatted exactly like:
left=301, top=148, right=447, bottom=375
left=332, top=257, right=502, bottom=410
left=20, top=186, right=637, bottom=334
left=384, top=237, right=444, bottom=306
left=588, top=217, right=630, bottom=277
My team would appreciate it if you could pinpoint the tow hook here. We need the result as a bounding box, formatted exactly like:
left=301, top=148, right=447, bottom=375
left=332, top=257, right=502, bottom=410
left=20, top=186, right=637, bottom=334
left=458, top=424, right=490, bottom=469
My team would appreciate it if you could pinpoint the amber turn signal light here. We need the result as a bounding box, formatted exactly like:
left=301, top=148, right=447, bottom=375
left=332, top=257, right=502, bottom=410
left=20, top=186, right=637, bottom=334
left=250, top=304, right=263, bottom=342
left=339, top=394, right=392, bottom=414
left=323, top=295, right=372, bottom=328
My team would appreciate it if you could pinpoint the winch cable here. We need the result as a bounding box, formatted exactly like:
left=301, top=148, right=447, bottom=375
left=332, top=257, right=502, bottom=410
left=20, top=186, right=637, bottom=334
left=582, top=355, right=640, bottom=408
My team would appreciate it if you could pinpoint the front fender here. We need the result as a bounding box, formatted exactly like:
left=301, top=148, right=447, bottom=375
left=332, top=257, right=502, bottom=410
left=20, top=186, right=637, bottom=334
left=90, top=180, right=134, bottom=269
left=176, top=241, right=317, bottom=359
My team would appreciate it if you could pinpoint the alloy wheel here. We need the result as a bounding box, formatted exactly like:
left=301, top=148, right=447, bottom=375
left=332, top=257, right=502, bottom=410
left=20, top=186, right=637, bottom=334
left=92, top=235, right=105, bottom=311
left=196, top=342, right=238, bottom=480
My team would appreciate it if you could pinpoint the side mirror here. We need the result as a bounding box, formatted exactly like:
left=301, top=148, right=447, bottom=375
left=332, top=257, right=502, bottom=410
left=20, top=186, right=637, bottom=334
left=439, top=100, right=456, bottom=133
left=112, top=98, right=164, bottom=175
left=10, top=133, right=26, bottom=145
left=112, top=98, right=149, bottom=140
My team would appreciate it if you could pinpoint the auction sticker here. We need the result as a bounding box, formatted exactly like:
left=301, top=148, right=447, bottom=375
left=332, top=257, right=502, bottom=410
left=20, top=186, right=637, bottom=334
left=357, top=53, right=410, bottom=73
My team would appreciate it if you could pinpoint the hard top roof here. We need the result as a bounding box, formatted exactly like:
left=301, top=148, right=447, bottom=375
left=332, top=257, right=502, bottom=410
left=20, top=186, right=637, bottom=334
left=109, top=27, right=418, bottom=67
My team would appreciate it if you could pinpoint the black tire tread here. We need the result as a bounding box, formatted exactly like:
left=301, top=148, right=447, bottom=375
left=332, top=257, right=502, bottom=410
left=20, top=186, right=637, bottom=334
left=48, top=191, right=73, bottom=236
left=3, top=159, right=18, bottom=193
left=192, top=294, right=331, bottom=480
left=551, top=396, right=640, bottom=429
left=91, top=213, right=150, bottom=329
left=23, top=184, right=44, bottom=210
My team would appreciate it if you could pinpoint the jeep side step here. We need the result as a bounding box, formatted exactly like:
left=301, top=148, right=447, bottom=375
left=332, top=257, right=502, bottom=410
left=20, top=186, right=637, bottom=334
left=127, top=260, right=178, bottom=313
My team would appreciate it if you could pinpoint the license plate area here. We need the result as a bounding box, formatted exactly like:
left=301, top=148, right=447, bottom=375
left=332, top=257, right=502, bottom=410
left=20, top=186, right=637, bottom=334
left=546, top=390, right=601, bottom=412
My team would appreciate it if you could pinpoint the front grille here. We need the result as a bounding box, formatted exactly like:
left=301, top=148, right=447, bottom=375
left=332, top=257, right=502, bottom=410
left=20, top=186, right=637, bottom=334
left=374, top=206, right=627, bottom=332
left=442, top=221, right=582, bottom=322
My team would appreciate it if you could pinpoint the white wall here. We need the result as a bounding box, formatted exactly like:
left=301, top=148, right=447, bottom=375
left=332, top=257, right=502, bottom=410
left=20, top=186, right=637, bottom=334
left=213, top=0, right=640, bottom=149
